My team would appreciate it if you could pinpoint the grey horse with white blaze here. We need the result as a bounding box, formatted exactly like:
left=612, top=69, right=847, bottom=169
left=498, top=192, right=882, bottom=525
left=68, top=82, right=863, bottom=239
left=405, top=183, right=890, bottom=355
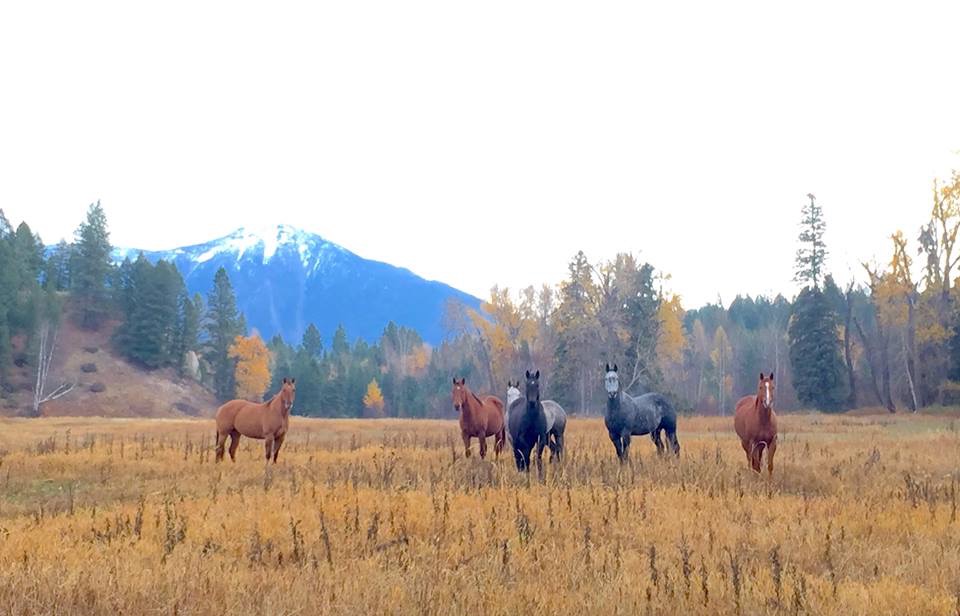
left=603, top=363, right=680, bottom=461
left=507, top=380, right=567, bottom=461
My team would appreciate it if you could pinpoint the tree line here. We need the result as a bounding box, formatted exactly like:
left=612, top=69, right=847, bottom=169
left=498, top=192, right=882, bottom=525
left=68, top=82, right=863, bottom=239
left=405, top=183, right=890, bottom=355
left=1, top=166, right=958, bottom=417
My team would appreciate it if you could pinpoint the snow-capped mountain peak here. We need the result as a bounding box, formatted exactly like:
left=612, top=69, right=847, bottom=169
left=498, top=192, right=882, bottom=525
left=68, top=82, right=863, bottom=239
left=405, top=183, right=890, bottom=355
left=112, top=224, right=481, bottom=344
left=184, top=224, right=345, bottom=268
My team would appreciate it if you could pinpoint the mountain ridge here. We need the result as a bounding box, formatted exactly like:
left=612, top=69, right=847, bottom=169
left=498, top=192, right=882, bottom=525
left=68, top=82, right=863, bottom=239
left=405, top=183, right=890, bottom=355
left=115, top=224, right=481, bottom=346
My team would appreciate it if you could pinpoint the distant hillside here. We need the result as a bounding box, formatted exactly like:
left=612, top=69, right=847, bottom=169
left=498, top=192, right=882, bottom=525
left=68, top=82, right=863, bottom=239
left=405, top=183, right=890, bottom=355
left=116, top=224, right=481, bottom=345
left=1, top=313, right=218, bottom=418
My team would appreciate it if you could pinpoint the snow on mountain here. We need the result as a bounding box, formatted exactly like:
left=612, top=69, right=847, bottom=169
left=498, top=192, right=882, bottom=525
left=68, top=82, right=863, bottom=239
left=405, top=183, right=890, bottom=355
left=115, top=225, right=480, bottom=345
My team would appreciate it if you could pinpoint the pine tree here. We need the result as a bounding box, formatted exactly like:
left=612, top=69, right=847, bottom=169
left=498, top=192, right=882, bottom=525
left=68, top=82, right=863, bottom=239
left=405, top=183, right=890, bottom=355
left=789, top=287, right=848, bottom=410
left=789, top=193, right=848, bottom=410
left=71, top=201, right=113, bottom=329
left=174, top=293, right=203, bottom=375
left=204, top=267, right=244, bottom=401
left=43, top=240, right=72, bottom=291
left=301, top=323, right=323, bottom=358
left=0, top=212, right=15, bottom=376
left=332, top=324, right=349, bottom=358
left=115, top=257, right=185, bottom=368
left=795, top=193, right=828, bottom=289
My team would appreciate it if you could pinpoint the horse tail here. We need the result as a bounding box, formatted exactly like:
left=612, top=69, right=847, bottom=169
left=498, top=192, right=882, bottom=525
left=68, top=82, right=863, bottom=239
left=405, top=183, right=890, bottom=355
left=495, top=424, right=506, bottom=455
left=656, top=396, right=680, bottom=456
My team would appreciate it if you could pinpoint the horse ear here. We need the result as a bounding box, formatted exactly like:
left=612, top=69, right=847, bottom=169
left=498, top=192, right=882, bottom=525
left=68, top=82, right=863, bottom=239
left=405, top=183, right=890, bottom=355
left=605, top=363, right=610, bottom=372
left=282, top=377, right=288, bottom=384
left=291, top=378, right=295, bottom=384
left=769, top=373, right=774, bottom=382
left=525, top=370, right=530, bottom=379
left=535, top=370, right=540, bottom=379
left=613, top=364, right=618, bottom=372
left=453, top=377, right=457, bottom=385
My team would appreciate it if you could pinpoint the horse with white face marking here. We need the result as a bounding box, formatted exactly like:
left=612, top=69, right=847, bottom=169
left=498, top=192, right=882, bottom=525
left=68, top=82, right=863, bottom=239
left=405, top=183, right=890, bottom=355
left=734, top=372, right=778, bottom=474
left=603, top=364, right=680, bottom=461
left=507, top=379, right=567, bottom=462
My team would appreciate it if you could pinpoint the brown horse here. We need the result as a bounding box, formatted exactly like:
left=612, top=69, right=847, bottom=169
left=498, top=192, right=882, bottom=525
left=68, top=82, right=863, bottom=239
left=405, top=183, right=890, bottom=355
left=215, top=378, right=296, bottom=463
left=734, top=372, right=778, bottom=474
left=451, top=377, right=506, bottom=459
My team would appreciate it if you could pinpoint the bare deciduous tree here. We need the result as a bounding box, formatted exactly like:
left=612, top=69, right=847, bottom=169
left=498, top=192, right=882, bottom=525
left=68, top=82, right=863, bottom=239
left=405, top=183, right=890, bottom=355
left=33, top=322, right=74, bottom=416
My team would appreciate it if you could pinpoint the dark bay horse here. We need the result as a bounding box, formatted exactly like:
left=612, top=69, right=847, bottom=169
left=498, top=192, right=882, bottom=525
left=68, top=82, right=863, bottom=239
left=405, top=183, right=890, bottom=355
left=451, top=377, right=506, bottom=459
left=507, top=380, right=566, bottom=462
left=215, top=378, right=296, bottom=463
left=507, top=370, right=548, bottom=473
left=734, top=372, right=778, bottom=474
left=604, top=364, right=679, bottom=461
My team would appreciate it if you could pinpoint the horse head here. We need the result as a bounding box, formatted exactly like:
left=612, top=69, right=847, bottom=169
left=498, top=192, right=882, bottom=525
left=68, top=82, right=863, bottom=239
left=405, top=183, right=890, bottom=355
left=757, top=372, right=775, bottom=411
left=524, top=370, right=541, bottom=403
left=280, top=377, right=297, bottom=413
left=506, top=380, right=522, bottom=408
left=604, top=363, right=620, bottom=399
left=451, top=377, right=468, bottom=412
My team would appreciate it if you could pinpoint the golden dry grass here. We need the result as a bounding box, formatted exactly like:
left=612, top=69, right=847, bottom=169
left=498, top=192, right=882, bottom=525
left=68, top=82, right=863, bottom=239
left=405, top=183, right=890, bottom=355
left=1, top=413, right=959, bottom=615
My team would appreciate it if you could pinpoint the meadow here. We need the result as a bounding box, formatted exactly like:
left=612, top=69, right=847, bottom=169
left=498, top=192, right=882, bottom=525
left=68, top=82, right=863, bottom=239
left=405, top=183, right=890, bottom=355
left=0, top=413, right=959, bottom=615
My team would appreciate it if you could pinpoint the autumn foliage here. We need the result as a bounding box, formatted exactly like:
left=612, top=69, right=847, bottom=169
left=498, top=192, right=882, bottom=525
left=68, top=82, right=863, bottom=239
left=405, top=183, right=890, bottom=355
left=228, top=334, right=272, bottom=401
left=362, top=378, right=385, bottom=417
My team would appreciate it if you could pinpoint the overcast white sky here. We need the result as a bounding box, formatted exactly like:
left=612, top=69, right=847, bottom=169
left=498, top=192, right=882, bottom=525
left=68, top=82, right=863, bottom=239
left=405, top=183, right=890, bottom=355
left=1, top=1, right=958, bottom=307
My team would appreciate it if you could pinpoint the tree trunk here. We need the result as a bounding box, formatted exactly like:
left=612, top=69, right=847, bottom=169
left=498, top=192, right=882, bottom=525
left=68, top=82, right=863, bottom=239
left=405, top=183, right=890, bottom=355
left=879, top=328, right=896, bottom=413
left=843, top=286, right=857, bottom=409
left=33, top=323, right=74, bottom=416
left=853, top=317, right=894, bottom=412
left=905, top=294, right=919, bottom=411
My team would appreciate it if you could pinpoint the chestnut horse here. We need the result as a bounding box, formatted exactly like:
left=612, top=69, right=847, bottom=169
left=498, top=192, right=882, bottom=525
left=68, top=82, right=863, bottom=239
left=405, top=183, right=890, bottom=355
left=734, top=372, right=778, bottom=474
left=215, top=378, right=296, bottom=463
left=451, top=377, right=506, bottom=459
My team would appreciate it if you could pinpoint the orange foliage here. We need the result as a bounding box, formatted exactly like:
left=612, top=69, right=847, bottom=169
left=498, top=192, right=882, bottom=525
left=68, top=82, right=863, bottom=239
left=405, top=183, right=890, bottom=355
left=363, top=379, right=385, bottom=417
left=228, top=335, right=273, bottom=401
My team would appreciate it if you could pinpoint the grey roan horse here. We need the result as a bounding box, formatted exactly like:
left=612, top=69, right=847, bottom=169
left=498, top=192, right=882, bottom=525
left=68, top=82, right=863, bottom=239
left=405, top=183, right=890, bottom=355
left=507, top=380, right=567, bottom=462
left=507, top=370, right=548, bottom=473
left=604, top=364, right=680, bottom=461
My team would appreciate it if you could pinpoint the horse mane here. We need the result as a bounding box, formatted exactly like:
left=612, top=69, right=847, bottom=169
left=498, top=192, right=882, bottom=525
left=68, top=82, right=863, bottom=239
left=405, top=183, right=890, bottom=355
left=471, top=392, right=485, bottom=407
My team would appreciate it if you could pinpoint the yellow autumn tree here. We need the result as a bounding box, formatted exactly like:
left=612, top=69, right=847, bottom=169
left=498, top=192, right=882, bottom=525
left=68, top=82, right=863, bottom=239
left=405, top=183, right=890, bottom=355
left=656, top=294, right=687, bottom=395
left=468, top=286, right=539, bottom=389
left=656, top=294, right=686, bottom=364
left=228, top=335, right=272, bottom=401
left=363, top=378, right=385, bottom=418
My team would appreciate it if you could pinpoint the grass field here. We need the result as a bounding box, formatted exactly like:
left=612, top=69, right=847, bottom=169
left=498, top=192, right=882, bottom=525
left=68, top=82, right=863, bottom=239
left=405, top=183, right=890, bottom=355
left=0, top=413, right=959, bottom=615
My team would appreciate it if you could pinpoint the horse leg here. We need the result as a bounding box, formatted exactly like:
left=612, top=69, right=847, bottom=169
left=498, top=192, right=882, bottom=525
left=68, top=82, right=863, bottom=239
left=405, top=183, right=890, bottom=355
left=667, top=429, right=680, bottom=457
left=534, top=437, right=546, bottom=480
left=264, top=436, right=275, bottom=463
left=228, top=430, right=240, bottom=462
left=741, top=439, right=752, bottom=466
left=462, top=433, right=472, bottom=458
left=215, top=431, right=227, bottom=463
left=651, top=429, right=665, bottom=455
left=478, top=435, right=488, bottom=459
left=609, top=431, right=624, bottom=462
left=554, top=433, right=564, bottom=462
left=766, top=438, right=777, bottom=476
left=751, top=442, right=764, bottom=473
left=494, top=427, right=506, bottom=458
left=272, top=433, right=285, bottom=463
left=547, top=434, right=558, bottom=462
left=620, top=434, right=631, bottom=462
left=513, top=447, right=525, bottom=472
